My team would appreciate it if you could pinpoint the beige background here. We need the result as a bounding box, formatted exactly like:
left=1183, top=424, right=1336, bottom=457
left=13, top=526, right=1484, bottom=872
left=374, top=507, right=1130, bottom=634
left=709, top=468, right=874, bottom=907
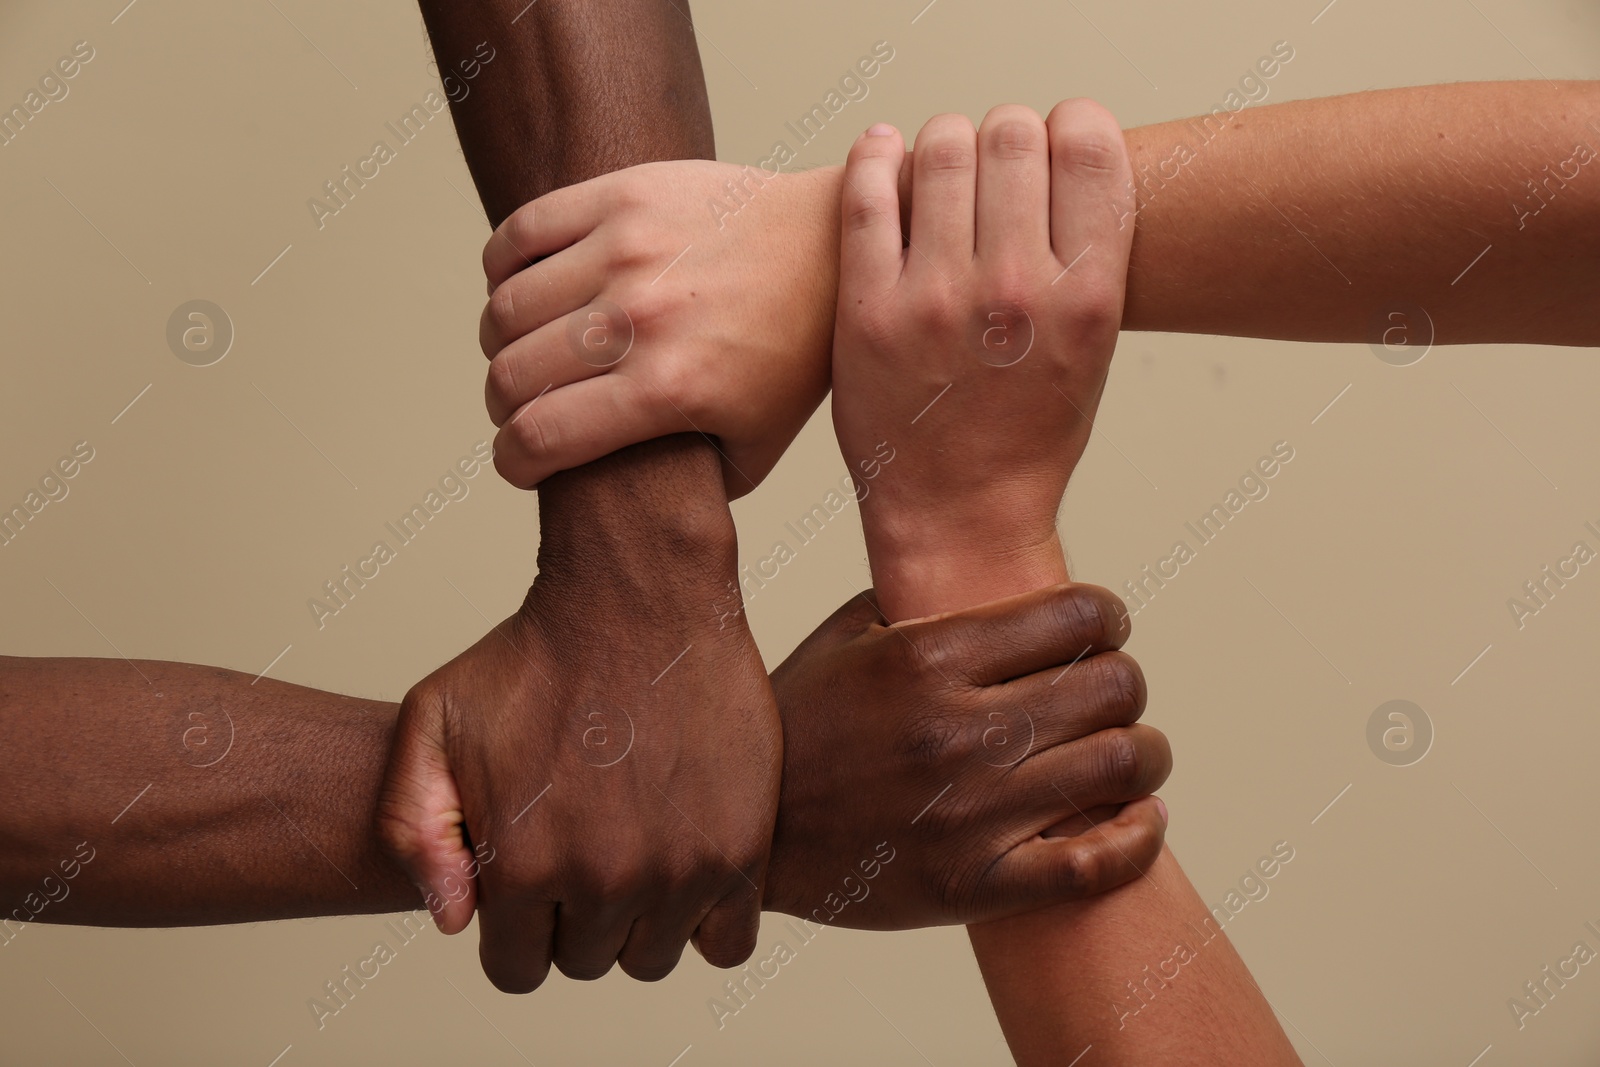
left=2, top=0, right=1598, bottom=1064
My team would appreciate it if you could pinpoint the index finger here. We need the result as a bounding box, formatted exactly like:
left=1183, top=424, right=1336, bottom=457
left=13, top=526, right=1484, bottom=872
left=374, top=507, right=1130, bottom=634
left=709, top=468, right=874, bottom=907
left=838, top=124, right=908, bottom=299
left=477, top=894, right=558, bottom=993
left=895, top=582, right=1131, bottom=687
left=1046, top=98, right=1136, bottom=281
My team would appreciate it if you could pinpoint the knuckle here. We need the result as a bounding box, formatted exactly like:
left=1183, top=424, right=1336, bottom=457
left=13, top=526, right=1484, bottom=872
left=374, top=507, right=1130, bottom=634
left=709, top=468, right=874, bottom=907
left=915, top=114, right=977, bottom=176
left=614, top=234, right=658, bottom=274
left=505, top=407, right=553, bottom=463
left=849, top=136, right=902, bottom=174
left=1134, top=725, right=1174, bottom=791
left=1049, top=843, right=1095, bottom=899
left=608, top=226, right=656, bottom=273
left=502, top=203, right=540, bottom=250
left=483, top=285, right=521, bottom=346
left=1095, top=727, right=1142, bottom=792
left=492, top=432, right=539, bottom=490
left=490, top=444, right=522, bottom=489
left=646, top=349, right=696, bottom=413
left=1056, top=131, right=1124, bottom=177
left=373, top=694, right=449, bottom=865
left=906, top=621, right=966, bottom=682
left=1069, top=277, right=1125, bottom=333
left=882, top=624, right=926, bottom=677
left=698, top=928, right=757, bottom=969
left=907, top=284, right=959, bottom=332
left=1083, top=583, right=1133, bottom=645
left=489, top=205, right=537, bottom=275
left=845, top=192, right=894, bottom=234
left=652, top=860, right=699, bottom=900
left=1051, top=586, right=1109, bottom=654
left=899, top=709, right=970, bottom=775
left=610, top=283, right=662, bottom=333
left=610, top=172, right=651, bottom=213
left=1048, top=100, right=1126, bottom=178
left=581, top=856, right=647, bottom=904
left=478, top=304, right=499, bottom=360
left=983, top=111, right=1046, bottom=162
left=981, top=268, right=1038, bottom=313
left=684, top=834, right=734, bottom=879
left=922, top=141, right=976, bottom=176
left=484, top=354, right=522, bottom=423
left=1092, top=651, right=1147, bottom=724
left=614, top=371, right=674, bottom=436
left=596, top=873, right=645, bottom=903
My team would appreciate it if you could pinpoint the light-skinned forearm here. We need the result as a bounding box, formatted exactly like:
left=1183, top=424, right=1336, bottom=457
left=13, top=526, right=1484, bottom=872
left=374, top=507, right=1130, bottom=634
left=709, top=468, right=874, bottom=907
left=891, top=84, right=1593, bottom=1059
left=875, top=548, right=1297, bottom=1063
left=969, top=848, right=1301, bottom=1065
left=839, top=81, right=1594, bottom=346
left=1120, top=79, right=1598, bottom=345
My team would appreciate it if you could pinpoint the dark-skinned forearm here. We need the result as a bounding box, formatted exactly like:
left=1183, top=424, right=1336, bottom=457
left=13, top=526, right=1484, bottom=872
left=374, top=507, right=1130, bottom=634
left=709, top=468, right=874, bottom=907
left=0, top=657, right=415, bottom=928
left=419, top=0, right=715, bottom=224
left=418, top=0, right=740, bottom=610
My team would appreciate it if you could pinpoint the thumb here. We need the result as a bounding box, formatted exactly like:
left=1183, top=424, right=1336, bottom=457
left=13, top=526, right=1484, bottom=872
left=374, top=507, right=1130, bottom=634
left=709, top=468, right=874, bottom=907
left=376, top=694, right=478, bottom=934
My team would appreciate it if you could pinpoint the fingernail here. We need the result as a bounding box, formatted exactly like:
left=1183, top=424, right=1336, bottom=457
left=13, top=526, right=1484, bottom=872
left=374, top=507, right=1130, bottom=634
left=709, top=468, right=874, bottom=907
left=866, top=123, right=896, bottom=138
left=1155, top=798, right=1169, bottom=826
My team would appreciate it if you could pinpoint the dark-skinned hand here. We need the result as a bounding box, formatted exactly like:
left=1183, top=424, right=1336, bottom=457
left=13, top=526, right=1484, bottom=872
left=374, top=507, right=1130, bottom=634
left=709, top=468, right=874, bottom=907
left=377, top=443, right=782, bottom=992
left=764, top=582, right=1169, bottom=929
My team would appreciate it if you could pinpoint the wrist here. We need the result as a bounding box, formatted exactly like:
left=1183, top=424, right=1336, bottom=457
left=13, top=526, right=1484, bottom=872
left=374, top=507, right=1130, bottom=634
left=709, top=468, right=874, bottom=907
left=785, top=165, right=845, bottom=357
left=538, top=435, right=734, bottom=555
left=792, top=165, right=844, bottom=229
left=530, top=435, right=741, bottom=620
left=866, top=518, right=1069, bottom=622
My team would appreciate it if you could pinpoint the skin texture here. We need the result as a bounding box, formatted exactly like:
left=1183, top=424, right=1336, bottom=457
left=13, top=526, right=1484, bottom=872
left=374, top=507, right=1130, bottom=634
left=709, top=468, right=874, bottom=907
left=479, top=162, right=841, bottom=497
left=831, top=106, right=1302, bottom=1064
left=766, top=586, right=1169, bottom=929
left=382, top=492, right=779, bottom=986
left=0, top=657, right=419, bottom=929
left=480, top=79, right=1600, bottom=491
left=380, top=0, right=780, bottom=991
left=0, top=588, right=1168, bottom=931
left=1118, top=79, right=1600, bottom=344
left=832, top=105, right=1134, bottom=612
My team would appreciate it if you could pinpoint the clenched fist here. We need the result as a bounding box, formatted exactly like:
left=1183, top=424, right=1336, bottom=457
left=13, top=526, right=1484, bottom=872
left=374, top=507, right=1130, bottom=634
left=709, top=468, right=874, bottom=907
left=765, top=583, right=1170, bottom=928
